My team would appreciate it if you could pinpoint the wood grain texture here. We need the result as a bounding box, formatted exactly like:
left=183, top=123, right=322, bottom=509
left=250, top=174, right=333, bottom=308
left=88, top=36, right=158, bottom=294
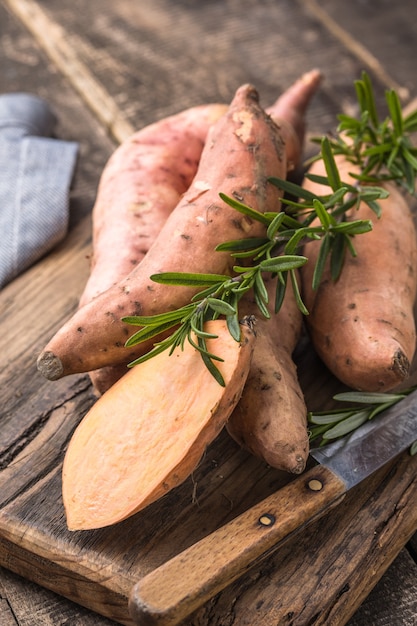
left=188, top=451, right=417, bottom=626
left=0, top=0, right=417, bottom=624
left=130, top=466, right=346, bottom=626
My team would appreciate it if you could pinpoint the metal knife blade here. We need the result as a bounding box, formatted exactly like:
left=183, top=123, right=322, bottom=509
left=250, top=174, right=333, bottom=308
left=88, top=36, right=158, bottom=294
left=129, top=390, right=417, bottom=626
left=310, top=387, right=417, bottom=490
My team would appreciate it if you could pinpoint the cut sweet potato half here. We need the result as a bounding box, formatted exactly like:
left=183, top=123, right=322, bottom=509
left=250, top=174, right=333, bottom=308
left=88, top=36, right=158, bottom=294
left=62, top=319, right=255, bottom=530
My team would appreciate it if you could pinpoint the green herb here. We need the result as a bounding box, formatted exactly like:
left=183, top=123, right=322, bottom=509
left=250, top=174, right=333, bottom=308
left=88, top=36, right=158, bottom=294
left=122, top=72, right=417, bottom=382
left=314, top=71, right=417, bottom=194
left=122, top=167, right=376, bottom=375
left=308, top=387, right=417, bottom=454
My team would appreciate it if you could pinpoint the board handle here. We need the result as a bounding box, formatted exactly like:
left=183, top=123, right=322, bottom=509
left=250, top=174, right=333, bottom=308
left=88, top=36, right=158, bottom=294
left=129, top=465, right=346, bottom=626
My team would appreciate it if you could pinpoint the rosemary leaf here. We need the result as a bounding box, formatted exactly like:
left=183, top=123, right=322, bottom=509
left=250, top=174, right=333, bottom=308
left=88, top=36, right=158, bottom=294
left=219, top=192, right=270, bottom=225
left=333, top=391, right=406, bottom=404
left=124, top=319, right=181, bottom=348
left=150, top=272, right=230, bottom=286
left=311, top=233, right=331, bottom=290
left=215, top=237, right=268, bottom=252
left=268, top=176, right=319, bottom=201
left=313, top=198, right=334, bottom=229
left=127, top=342, right=173, bottom=368
left=321, top=136, right=342, bottom=191
left=226, top=312, right=241, bottom=342
left=266, top=212, right=287, bottom=239
left=289, top=269, right=309, bottom=315
left=259, top=255, right=307, bottom=273
left=274, top=273, right=287, bottom=313
left=386, top=89, right=403, bottom=137
left=254, top=289, right=271, bottom=319
left=329, top=233, right=346, bottom=282
left=321, top=409, right=369, bottom=440
left=206, top=297, right=237, bottom=316
left=190, top=317, right=219, bottom=339
left=309, top=409, right=355, bottom=425
left=122, top=305, right=193, bottom=327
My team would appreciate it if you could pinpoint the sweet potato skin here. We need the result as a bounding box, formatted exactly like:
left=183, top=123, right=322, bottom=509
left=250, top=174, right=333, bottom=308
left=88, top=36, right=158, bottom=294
left=300, top=156, right=417, bottom=391
left=87, top=70, right=322, bottom=395
left=266, top=68, right=321, bottom=173
left=62, top=319, right=256, bottom=530
left=227, top=274, right=308, bottom=473
left=80, top=104, right=228, bottom=393
left=79, top=103, right=228, bottom=307
left=37, top=84, right=287, bottom=379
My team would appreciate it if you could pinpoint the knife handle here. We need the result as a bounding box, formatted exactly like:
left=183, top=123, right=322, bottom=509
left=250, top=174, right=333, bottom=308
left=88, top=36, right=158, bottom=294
left=129, top=465, right=346, bottom=626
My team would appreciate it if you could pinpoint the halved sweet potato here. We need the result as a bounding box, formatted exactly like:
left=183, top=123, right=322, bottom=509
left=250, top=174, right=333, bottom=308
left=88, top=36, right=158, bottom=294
left=62, top=318, right=255, bottom=530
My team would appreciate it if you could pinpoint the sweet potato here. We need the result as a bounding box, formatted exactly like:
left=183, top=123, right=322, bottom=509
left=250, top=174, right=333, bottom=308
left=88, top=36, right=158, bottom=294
left=227, top=274, right=308, bottom=474
left=37, top=83, right=289, bottom=380
left=79, top=103, right=228, bottom=307
left=300, top=155, right=417, bottom=391
left=87, top=70, right=321, bottom=395
left=80, top=104, right=228, bottom=393
left=37, top=74, right=321, bottom=382
left=266, top=68, right=322, bottom=173
left=62, top=318, right=255, bottom=530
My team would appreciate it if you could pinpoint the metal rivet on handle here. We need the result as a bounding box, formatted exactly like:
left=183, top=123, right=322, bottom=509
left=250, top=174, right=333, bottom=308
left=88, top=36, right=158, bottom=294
left=258, top=513, right=275, bottom=526
left=308, top=478, right=323, bottom=491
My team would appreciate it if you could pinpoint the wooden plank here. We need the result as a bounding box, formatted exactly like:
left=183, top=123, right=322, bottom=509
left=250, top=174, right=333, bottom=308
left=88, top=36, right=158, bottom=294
left=298, top=0, right=411, bottom=99
left=3, top=0, right=399, bottom=134
left=348, top=548, right=417, bottom=626
left=302, top=0, right=417, bottom=100
left=3, top=0, right=134, bottom=142
left=0, top=565, right=117, bottom=625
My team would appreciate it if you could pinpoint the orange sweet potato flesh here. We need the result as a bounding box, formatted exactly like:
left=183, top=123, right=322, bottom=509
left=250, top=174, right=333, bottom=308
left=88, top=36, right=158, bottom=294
left=37, top=83, right=287, bottom=379
left=300, top=156, right=417, bottom=392
left=62, top=319, right=255, bottom=530
left=80, top=104, right=228, bottom=393
left=227, top=274, right=308, bottom=474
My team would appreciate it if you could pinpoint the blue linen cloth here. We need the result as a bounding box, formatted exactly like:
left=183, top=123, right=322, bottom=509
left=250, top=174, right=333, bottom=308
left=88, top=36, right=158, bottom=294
left=0, top=93, right=79, bottom=289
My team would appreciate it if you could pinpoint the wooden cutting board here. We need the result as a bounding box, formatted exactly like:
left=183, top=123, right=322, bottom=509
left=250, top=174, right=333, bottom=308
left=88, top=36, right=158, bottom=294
left=1, top=219, right=417, bottom=626
left=1, top=2, right=417, bottom=623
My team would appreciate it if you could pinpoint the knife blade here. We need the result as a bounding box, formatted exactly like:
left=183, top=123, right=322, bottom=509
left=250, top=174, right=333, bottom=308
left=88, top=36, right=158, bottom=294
left=129, top=389, right=417, bottom=626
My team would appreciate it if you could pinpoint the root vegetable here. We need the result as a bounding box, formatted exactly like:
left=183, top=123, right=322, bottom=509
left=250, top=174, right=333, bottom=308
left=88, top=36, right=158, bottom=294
left=37, top=84, right=288, bottom=379
left=227, top=274, right=309, bottom=474
left=79, top=103, right=228, bottom=307
left=37, top=73, right=321, bottom=382
left=267, top=68, right=322, bottom=173
left=62, top=318, right=255, bottom=530
left=300, top=155, right=417, bottom=392
left=89, top=70, right=321, bottom=395
left=79, top=103, right=228, bottom=393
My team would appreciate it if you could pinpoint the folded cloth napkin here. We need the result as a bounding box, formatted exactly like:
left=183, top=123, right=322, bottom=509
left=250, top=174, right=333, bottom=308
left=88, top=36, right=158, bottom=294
left=0, top=93, right=79, bottom=289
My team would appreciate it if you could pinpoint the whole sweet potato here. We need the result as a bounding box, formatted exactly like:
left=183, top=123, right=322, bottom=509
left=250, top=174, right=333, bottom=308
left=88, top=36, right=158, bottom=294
left=38, top=73, right=321, bottom=382
left=227, top=274, right=308, bottom=474
left=37, top=84, right=289, bottom=379
left=300, top=155, right=417, bottom=391
left=81, top=103, right=228, bottom=393
left=79, top=103, right=228, bottom=307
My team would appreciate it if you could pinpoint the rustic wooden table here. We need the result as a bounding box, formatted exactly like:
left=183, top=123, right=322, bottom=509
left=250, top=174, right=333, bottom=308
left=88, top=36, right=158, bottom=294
left=1, top=1, right=417, bottom=624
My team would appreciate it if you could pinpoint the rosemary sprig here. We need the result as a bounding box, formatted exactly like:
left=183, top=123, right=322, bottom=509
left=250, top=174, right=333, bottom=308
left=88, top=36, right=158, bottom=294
left=122, top=171, right=376, bottom=375
left=308, top=387, right=417, bottom=455
left=313, top=71, right=417, bottom=194
left=122, top=71, right=417, bottom=382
